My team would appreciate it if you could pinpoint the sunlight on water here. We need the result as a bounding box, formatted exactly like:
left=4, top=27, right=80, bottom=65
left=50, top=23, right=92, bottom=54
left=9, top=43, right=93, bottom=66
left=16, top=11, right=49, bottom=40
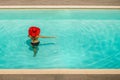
left=0, top=9, right=120, bottom=69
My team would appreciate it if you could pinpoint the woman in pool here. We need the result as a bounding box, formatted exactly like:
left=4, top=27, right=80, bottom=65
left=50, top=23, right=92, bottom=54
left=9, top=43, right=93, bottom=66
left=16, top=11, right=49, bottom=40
left=28, top=26, right=55, bottom=57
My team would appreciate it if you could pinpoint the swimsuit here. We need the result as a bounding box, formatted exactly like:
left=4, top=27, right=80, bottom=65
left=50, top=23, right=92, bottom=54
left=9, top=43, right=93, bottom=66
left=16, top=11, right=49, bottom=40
left=31, top=41, right=40, bottom=46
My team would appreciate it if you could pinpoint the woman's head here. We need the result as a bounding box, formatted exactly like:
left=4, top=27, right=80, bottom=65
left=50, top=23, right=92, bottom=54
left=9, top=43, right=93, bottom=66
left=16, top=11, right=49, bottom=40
left=28, top=26, right=40, bottom=37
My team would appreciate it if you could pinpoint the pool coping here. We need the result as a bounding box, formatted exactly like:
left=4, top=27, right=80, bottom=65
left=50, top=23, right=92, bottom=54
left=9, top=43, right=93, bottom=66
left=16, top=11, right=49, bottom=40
left=0, top=6, right=120, bottom=74
left=0, top=69, right=120, bottom=74
left=0, top=5, right=120, bottom=9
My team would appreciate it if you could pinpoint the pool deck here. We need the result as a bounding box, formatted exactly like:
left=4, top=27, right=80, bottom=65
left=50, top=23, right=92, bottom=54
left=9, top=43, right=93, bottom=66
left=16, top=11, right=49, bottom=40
left=0, top=0, right=120, bottom=6
left=0, top=69, right=120, bottom=80
left=0, top=0, right=120, bottom=8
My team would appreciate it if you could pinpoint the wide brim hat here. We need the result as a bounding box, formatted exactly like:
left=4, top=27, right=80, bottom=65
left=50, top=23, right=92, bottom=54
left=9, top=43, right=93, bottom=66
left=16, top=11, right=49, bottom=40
left=28, top=26, right=40, bottom=37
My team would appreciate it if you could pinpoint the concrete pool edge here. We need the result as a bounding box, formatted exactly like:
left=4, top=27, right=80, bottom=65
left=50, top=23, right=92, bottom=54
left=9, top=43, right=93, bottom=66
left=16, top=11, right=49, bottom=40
left=0, top=69, right=120, bottom=74
left=0, top=5, right=120, bottom=9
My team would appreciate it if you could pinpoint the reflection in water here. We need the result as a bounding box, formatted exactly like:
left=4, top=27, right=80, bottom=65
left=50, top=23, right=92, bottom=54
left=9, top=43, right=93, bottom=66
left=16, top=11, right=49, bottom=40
left=26, top=39, right=55, bottom=57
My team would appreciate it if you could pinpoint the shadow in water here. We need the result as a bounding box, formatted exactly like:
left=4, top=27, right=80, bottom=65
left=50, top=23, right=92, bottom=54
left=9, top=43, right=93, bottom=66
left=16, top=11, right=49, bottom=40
left=26, top=39, right=55, bottom=57
left=26, top=39, right=33, bottom=51
left=40, top=43, right=55, bottom=46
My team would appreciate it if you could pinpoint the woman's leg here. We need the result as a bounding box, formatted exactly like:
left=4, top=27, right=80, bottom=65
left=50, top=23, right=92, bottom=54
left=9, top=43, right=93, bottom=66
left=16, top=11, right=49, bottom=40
left=32, top=46, right=38, bottom=57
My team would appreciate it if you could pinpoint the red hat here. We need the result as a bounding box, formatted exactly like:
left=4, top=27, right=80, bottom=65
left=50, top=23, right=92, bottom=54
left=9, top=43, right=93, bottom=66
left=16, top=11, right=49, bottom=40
left=28, top=26, right=40, bottom=37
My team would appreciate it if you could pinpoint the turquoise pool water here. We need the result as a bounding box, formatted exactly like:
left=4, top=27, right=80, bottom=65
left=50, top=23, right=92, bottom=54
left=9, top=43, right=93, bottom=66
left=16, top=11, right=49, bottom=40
left=0, top=9, right=120, bottom=69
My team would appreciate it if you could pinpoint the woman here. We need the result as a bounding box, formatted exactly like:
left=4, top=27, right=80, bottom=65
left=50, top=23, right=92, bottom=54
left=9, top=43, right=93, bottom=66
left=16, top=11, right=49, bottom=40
left=28, top=26, right=55, bottom=57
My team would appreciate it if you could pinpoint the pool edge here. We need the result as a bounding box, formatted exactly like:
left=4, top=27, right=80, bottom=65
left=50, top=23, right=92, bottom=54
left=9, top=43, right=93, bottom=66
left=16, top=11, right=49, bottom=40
left=0, top=5, right=120, bottom=9
left=0, top=69, right=120, bottom=74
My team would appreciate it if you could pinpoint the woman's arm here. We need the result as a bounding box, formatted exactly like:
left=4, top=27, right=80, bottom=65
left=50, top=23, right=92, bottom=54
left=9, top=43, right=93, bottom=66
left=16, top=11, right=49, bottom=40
left=39, top=35, right=56, bottom=38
